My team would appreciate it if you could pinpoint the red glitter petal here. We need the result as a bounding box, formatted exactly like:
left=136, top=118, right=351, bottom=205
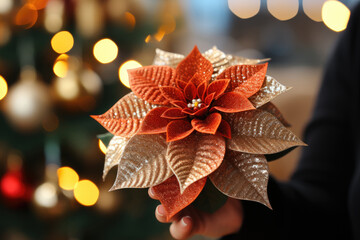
left=217, top=119, right=231, bottom=139
left=184, top=81, right=197, bottom=100
left=137, top=107, right=171, bottom=134
left=191, top=113, right=222, bottom=134
left=175, top=46, right=213, bottom=83
left=161, top=108, right=187, bottom=119
left=207, top=79, right=230, bottom=100
left=189, top=72, right=206, bottom=86
left=205, top=92, right=215, bottom=105
left=213, top=92, right=255, bottom=113
left=197, top=81, right=207, bottom=101
left=152, top=176, right=207, bottom=221
left=176, top=80, right=188, bottom=90
left=160, top=86, right=186, bottom=102
left=166, top=120, right=194, bottom=142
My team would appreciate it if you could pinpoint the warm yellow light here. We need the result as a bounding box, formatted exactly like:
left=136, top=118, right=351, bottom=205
left=98, top=139, right=107, bottom=154
left=57, top=167, right=79, bottom=190
left=53, top=60, right=68, bottom=78
left=119, top=60, right=142, bottom=88
left=0, top=75, right=8, bottom=100
left=74, top=180, right=99, bottom=206
left=145, top=34, right=151, bottom=43
left=124, top=12, right=136, bottom=29
left=228, top=0, right=260, bottom=19
left=154, top=29, right=165, bottom=42
left=54, top=72, right=80, bottom=100
left=51, top=31, right=74, bottom=54
left=322, top=1, right=350, bottom=32
left=303, top=0, right=327, bottom=22
left=267, top=0, right=299, bottom=21
left=93, top=38, right=118, bottom=64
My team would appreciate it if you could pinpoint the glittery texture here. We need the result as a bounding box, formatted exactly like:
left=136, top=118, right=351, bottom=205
left=110, top=134, right=173, bottom=190
left=227, top=110, right=306, bottom=154
left=259, top=102, right=291, bottom=127
left=103, top=136, right=129, bottom=180
left=152, top=176, right=207, bottom=221
left=92, top=46, right=305, bottom=213
left=210, top=151, right=271, bottom=208
left=167, top=133, right=226, bottom=193
left=153, top=48, right=185, bottom=68
left=129, top=66, right=176, bottom=105
left=91, top=93, right=157, bottom=137
left=175, top=46, right=213, bottom=84
left=217, top=63, right=268, bottom=98
left=249, top=75, right=290, bottom=108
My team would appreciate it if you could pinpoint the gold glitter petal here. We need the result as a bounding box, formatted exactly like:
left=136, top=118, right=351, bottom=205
left=249, top=75, right=290, bottom=108
left=152, top=48, right=185, bottom=68
left=226, top=110, right=306, bottom=154
left=103, top=136, right=129, bottom=180
left=210, top=151, right=271, bottom=208
left=167, top=133, right=226, bottom=193
left=110, top=134, right=172, bottom=190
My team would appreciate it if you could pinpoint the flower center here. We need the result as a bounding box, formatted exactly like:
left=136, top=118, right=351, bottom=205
left=187, top=98, right=203, bottom=109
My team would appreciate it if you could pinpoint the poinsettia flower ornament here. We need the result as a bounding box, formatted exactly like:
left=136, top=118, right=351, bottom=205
left=92, top=46, right=305, bottom=220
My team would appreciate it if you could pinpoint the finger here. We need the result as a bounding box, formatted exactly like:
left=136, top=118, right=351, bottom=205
left=170, top=216, right=193, bottom=240
left=155, top=205, right=169, bottom=223
left=148, top=187, right=159, bottom=200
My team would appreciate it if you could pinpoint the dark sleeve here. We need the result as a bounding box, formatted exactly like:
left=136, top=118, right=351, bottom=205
left=222, top=3, right=360, bottom=240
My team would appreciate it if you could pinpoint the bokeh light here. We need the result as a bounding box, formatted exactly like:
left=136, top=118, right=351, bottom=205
left=0, top=0, right=13, bottom=14
left=51, top=31, right=74, bottom=54
left=93, top=38, right=118, bottom=64
left=98, top=139, right=107, bottom=154
left=145, top=34, right=151, bottom=43
left=118, top=60, right=142, bottom=88
left=0, top=172, right=25, bottom=199
left=34, top=182, right=57, bottom=208
left=53, top=60, right=68, bottom=78
left=74, top=180, right=99, bottom=206
left=124, top=11, right=136, bottom=29
left=322, top=0, right=350, bottom=32
left=54, top=72, right=80, bottom=100
left=154, top=29, right=165, bottom=42
left=228, top=0, right=260, bottom=19
left=303, top=0, right=327, bottom=22
left=267, top=0, right=299, bottom=21
left=57, top=167, right=79, bottom=190
left=27, top=0, right=49, bottom=10
left=0, top=75, right=8, bottom=100
left=14, top=3, right=38, bottom=28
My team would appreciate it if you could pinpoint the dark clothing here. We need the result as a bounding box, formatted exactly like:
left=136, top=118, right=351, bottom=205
left=224, top=3, right=360, bottom=240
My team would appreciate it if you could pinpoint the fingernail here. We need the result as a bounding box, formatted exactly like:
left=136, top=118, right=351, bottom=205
left=181, top=216, right=191, bottom=226
left=157, top=205, right=165, bottom=216
left=149, top=187, right=155, bottom=197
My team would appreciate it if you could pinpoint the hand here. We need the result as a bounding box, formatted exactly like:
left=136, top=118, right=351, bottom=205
left=148, top=187, right=244, bottom=240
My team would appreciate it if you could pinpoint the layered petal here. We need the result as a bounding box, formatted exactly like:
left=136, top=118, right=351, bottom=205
left=217, top=63, right=268, bottom=98
left=137, top=107, right=172, bottom=134
left=226, top=109, right=306, bottom=154
left=161, top=108, right=187, bottom=119
left=152, top=176, right=207, bottom=221
left=160, top=86, right=186, bottom=102
left=152, top=48, right=185, bottom=68
left=191, top=113, right=222, bottom=134
left=175, top=46, right=213, bottom=84
left=129, top=66, right=176, bottom=105
left=213, top=92, right=255, bottom=113
left=207, top=79, right=230, bottom=100
left=103, top=136, right=129, bottom=180
left=210, top=151, right=271, bottom=208
left=167, top=133, right=226, bottom=193
left=166, top=120, right=194, bottom=142
left=184, top=81, right=197, bottom=100
left=216, top=119, right=231, bottom=139
left=249, top=75, right=290, bottom=108
left=259, top=102, right=290, bottom=127
left=110, top=134, right=173, bottom=190
left=91, top=93, right=157, bottom=137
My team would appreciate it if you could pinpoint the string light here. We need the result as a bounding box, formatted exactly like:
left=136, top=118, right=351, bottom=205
left=118, top=60, right=142, bottom=88
left=303, top=0, right=327, bottom=22
left=98, top=139, right=107, bottom=154
left=57, top=167, right=79, bottom=190
left=51, top=31, right=74, bottom=54
left=0, top=75, right=8, bottom=100
left=322, top=0, right=350, bottom=32
left=228, top=0, right=260, bottom=19
left=74, top=180, right=99, bottom=206
left=267, top=0, right=299, bottom=21
left=93, top=38, right=118, bottom=64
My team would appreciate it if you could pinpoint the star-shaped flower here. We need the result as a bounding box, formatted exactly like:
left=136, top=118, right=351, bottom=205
left=92, top=46, right=305, bottom=220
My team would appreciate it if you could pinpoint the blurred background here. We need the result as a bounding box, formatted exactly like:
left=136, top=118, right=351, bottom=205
left=0, top=0, right=357, bottom=239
